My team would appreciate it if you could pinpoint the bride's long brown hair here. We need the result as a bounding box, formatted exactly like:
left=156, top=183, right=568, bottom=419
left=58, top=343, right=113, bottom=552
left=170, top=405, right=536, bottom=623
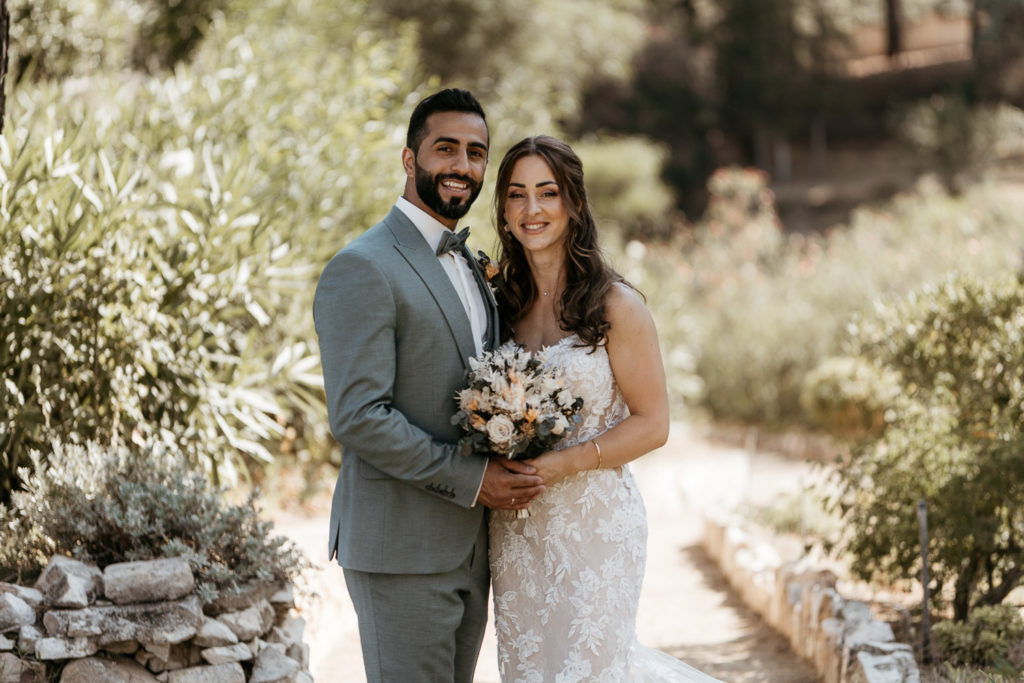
left=492, top=136, right=633, bottom=350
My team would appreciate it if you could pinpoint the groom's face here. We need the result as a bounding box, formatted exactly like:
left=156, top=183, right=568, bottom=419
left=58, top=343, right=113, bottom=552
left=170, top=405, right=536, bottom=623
left=402, top=111, right=488, bottom=227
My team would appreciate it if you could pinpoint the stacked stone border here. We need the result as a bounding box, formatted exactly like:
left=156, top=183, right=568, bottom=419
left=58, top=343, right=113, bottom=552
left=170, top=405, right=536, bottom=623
left=0, top=555, right=310, bottom=683
left=703, top=517, right=921, bottom=683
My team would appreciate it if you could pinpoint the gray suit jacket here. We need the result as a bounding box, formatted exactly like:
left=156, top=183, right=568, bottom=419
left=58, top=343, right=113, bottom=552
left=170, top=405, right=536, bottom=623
left=314, top=206, right=497, bottom=574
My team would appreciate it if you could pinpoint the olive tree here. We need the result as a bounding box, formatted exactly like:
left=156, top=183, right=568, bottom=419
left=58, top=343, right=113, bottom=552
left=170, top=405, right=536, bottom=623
left=830, top=273, right=1024, bottom=621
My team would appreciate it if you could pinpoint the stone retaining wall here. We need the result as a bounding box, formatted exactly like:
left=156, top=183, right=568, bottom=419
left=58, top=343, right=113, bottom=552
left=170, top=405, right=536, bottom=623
left=0, top=555, right=310, bottom=683
left=703, top=517, right=921, bottom=683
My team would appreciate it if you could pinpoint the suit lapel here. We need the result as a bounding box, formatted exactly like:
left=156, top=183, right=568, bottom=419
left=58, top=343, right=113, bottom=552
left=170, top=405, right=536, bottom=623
left=385, top=208, right=478, bottom=366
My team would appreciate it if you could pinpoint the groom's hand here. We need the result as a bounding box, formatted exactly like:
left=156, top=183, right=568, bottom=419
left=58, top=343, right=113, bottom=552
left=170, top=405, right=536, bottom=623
left=477, top=459, right=545, bottom=511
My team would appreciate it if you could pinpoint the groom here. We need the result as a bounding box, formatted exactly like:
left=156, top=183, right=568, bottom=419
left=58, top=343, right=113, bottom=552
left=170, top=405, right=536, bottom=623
left=314, top=89, right=545, bottom=682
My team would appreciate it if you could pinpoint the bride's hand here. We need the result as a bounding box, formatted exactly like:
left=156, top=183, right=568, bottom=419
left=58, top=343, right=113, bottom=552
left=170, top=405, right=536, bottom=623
left=525, top=445, right=590, bottom=487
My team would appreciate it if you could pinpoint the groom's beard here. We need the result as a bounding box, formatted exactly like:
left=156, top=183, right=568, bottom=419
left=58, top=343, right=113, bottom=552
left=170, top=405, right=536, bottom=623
left=414, top=163, right=482, bottom=221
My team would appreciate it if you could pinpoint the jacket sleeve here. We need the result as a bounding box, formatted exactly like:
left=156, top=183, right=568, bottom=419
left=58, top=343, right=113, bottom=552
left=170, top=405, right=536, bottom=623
left=313, top=248, right=487, bottom=507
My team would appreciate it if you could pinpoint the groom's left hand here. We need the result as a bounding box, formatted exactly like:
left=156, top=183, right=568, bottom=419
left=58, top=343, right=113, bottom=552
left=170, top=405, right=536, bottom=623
left=478, top=459, right=544, bottom=511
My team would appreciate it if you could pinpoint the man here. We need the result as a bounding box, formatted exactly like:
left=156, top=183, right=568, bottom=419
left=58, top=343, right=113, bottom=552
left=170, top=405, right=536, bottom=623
left=314, top=89, right=544, bottom=683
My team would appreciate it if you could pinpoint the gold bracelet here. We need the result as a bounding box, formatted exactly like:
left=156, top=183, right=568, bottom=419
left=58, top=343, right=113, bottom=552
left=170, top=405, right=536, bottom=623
left=593, top=440, right=602, bottom=470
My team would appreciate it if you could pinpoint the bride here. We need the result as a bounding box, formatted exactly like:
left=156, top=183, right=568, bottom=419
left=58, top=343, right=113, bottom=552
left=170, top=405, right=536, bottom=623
left=488, top=136, right=721, bottom=682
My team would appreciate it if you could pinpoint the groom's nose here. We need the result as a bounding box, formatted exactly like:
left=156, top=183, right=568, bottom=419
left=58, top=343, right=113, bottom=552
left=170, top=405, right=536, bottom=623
left=450, top=149, right=470, bottom=175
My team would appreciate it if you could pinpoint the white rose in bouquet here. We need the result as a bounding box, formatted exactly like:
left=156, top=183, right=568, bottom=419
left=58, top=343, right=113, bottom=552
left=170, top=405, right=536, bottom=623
left=486, top=414, right=516, bottom=447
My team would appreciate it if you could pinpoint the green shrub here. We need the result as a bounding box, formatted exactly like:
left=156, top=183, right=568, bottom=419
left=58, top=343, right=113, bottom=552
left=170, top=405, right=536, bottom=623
left=828, top=273, right=1024, bottom=621
left=569, top=136, right=677, bottom=241
left=685, top=172, right=1024, bottom=427
left=933, top=604, right=1024, bottom=669
left=800, top=356, right=900, bottom=439
left=0, top=439, right=305, bottom=599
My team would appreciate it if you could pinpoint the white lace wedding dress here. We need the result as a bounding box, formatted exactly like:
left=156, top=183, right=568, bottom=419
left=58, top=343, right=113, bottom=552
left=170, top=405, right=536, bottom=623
left=489, top=336, right=721, bottom=683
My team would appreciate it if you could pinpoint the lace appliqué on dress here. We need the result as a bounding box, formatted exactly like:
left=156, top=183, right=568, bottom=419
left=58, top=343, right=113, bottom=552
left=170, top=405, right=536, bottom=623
left=488, top=337, right=721, bottom=683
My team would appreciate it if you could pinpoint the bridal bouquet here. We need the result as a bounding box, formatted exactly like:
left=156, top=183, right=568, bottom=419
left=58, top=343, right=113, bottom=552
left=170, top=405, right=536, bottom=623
left=452, top=345, right=584, bottom=463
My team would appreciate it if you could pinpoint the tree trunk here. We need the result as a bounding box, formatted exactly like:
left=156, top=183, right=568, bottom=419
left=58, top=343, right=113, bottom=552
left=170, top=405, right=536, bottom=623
left=0, top=0, right=8, bottom=134
left=953, top=553, right=979, bottom=621
left=975, top=565, right=1024, bottom=608
left=885, top=0, right=903, bottom=57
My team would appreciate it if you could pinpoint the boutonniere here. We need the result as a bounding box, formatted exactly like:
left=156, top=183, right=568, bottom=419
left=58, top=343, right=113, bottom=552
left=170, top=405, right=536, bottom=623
left=475, top=251, right=506, bottom=293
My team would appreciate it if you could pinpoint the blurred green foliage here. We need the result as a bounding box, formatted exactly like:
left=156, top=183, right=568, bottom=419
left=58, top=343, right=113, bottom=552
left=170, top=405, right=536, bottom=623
left=371, top=0, right=647, bottom=135
left=825, top=274, right=1024, bottom=620
left=933, top=604, right=1024, bottom=669
left=0, top=0, right=426, bottom=498
left=895, top=96, right=1024, bottom=192
left=573, top=135, right=677, bottom=241
left=685, top=169, right=1024, bottom=427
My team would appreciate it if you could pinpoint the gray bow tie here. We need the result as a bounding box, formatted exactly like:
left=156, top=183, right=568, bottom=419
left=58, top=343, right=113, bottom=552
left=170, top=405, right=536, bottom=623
left=436, top=227, right=470, bottom=256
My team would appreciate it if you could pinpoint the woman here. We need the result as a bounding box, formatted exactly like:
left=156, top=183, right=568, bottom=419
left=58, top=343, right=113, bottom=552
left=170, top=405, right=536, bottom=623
left=488, top=135, right=721, bottom=682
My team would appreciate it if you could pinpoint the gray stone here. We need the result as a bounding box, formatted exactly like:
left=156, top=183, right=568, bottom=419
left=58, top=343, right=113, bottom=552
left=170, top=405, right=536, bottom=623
left=217, top=599, right=274, bottom=641
left=851, top=648, right=920, bottom=683
left=35, top=556, right=103, bottom=608
left=166, top=662, right=245, bottom=683
left=145, top=641, right=172, bottom=662
left=0, top=593, right=36, bottom=631
left=135, top=648, right=162, bottom=673
left=0, top=635, right=11, bottom=652
left=249, top=644, right=301, bottom=683
left=846, top=619, right=895, bottom=647
left=287, top=642, right=309, bottom=671
left=17, top=625, right=43, bottom=653
left=139, top=642, right=201, bottom=674
left=200, top=643, right=252, bottom=665
left=269, top=616, right=305, bottom=648
left=0, top=652, right=37, bottom=683
left=295, top=673, right=313, bottom=683
left=104, top=558, right=194, bottom=605
left=43, top=595, right=202, bottom=646
left=207, top=582, right=274, bottom=614
left=168, top=643, right=204, bottom=671
left=193, top=617, right=238, bottom=648
left=268, top=584, right=294, bottom=608
left=60, top=656, right=160, bottom=682
left=104, top=640, right=142, bottom=655
left=266, top=619, right=309, bottom=669
left=36, top=636, right=98, bottom=660
left=0, top=583, right=44, bottom=610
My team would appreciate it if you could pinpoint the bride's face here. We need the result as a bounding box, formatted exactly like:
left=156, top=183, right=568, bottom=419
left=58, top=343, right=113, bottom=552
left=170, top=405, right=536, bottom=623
left=503, top=155, right=570, bottom=256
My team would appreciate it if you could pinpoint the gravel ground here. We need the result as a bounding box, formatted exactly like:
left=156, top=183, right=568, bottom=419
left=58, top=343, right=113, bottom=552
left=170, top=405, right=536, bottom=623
left=270, top=423, right=822, bottom=682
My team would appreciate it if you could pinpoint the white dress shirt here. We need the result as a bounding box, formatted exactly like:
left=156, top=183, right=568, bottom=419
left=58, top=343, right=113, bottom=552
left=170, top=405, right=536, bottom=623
left=396, top=197, right=488, bottom=355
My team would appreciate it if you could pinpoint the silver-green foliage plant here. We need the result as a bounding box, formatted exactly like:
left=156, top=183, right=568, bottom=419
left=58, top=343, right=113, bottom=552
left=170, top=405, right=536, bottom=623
left=829, top=274, right=1024, bottom=622
left=0, top=439, right=304, bottom=599
left=933, top=604, right=1024, bottom=670
left=0, top=0, right=425, bottom=494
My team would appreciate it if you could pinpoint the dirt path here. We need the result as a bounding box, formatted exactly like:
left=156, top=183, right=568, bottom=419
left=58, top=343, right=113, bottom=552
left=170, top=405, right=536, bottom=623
left=270, top=424, right=821, bottom=682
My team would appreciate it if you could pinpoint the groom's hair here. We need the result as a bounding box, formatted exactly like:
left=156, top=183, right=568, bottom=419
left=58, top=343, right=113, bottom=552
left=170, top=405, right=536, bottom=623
left=406, top=89, right=488, bottom=154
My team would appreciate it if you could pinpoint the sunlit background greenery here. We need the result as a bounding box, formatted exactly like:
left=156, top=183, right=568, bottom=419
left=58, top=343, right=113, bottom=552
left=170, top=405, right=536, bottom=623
left=2, top=0, right=1024, bottom=662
